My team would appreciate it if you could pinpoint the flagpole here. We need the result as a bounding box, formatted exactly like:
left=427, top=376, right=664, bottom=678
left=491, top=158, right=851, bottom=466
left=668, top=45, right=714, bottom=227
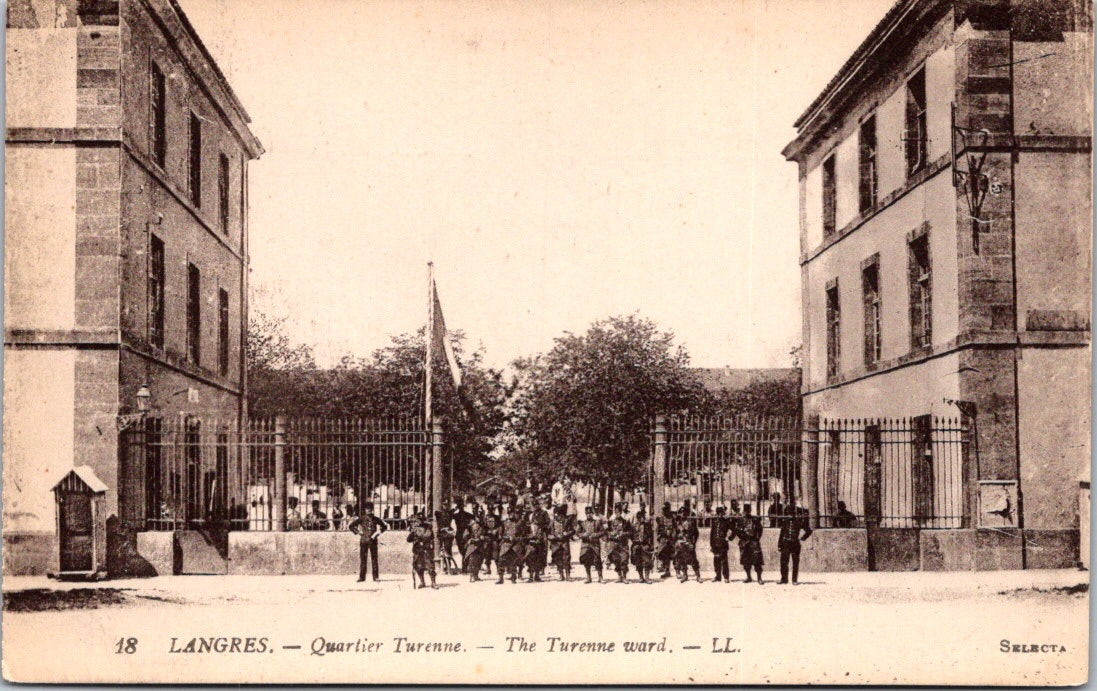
left=425, top=261, right=434, bottom=428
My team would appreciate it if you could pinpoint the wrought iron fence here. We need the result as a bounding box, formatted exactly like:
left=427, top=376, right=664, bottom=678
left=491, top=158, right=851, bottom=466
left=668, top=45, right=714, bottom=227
left=816, top=416, right=969, bottom=529
left=653, top=415, right=802, bottom=523
left=123, top=417, right=432, bottom=532
left=649, top=414, right=971, bottom=529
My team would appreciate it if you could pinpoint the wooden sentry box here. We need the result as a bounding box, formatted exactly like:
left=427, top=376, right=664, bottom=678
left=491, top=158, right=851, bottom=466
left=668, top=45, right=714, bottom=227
left=51, top=466, right=109, bottom=580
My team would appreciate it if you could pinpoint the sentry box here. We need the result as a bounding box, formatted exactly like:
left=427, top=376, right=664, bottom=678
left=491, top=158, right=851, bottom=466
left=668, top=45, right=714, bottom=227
left=51, top=466, right=109, bottom=581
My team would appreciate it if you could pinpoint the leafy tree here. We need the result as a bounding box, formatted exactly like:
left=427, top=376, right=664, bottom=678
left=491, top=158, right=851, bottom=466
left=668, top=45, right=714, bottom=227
left=699, top=376, right=801, bottom=420
left=245, top=315, right=510, bottom=496
left=505, top=314, right=704, bottom=504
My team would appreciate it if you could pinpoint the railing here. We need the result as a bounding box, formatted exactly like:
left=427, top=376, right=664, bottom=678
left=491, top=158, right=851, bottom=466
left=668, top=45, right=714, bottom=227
left=816, top=416, right=969, bottom=529
left=653, top=414, right=802, bottom=523
left=650, top=414, right=971, bottom=529
left=123, top=417, right=432, bottom=532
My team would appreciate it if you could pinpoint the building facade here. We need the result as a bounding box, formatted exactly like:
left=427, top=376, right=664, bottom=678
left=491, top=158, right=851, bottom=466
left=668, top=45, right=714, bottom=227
left=784, top=0, right=1090, bottom=568
left=5, top=0, right=263, bottom=573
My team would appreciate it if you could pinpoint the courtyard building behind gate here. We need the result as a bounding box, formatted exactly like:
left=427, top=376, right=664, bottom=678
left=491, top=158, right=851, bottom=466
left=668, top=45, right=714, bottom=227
left=783, top=0, right=1091, bottom=569
left=4, top=0, right=263, bottom=574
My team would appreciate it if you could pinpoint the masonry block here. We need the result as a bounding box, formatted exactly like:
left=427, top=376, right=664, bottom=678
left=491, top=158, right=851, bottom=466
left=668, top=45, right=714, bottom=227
left=2, top=533, right=56, bottom=576
left=135, top=531, right=175, bottom=575
left=974, top=528, right=1024, bottom=570
left=920, top=530, right=976, bottom=570
left=869, top=528, right=920, bottom=571
left=228, top=532, right=287, bottom=575
left=1023, top=529, right=1079, bottom=569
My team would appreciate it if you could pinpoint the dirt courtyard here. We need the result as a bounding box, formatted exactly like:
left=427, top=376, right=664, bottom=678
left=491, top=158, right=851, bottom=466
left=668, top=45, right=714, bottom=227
left=2, top=568, right=1088, bottom=685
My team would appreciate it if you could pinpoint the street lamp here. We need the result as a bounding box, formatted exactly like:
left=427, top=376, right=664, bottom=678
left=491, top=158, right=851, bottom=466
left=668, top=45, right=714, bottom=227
left=117, top=384, right=153, bottom=431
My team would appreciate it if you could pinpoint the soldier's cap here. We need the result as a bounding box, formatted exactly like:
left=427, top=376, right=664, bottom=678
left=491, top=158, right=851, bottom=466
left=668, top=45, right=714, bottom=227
left=584, top=506, right=594, bottom=513
left=716, top=506, right=727, bottom=514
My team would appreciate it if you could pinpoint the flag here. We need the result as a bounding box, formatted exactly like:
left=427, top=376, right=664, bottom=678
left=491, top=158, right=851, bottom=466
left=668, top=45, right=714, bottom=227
left=424, top=264, right=466, bottom=425
left=431, top=282, right=463, bottom=390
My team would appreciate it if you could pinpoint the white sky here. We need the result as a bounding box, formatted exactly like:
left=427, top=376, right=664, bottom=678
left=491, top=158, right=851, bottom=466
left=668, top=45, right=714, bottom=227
left=179, top=0, right=893, bottom=370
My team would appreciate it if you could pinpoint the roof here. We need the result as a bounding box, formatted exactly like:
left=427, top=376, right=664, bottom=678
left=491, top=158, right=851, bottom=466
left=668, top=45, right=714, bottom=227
left=783, top=0, right=950, bottom=161
left=158, top=0, right=265, bottom=158
left=53, top=466, right=109, bottom=493
left=692, top=367, right=801, bottom=393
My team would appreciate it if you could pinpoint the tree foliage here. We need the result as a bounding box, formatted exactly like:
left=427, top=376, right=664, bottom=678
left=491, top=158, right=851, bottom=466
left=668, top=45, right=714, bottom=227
left=246, top=313, right=511, bottom=494
left=504, top=314, right=704, bottom=492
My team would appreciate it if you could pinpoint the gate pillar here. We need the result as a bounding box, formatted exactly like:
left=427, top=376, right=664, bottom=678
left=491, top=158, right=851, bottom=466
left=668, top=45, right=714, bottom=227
left=651, top=415, right=667, bottom=511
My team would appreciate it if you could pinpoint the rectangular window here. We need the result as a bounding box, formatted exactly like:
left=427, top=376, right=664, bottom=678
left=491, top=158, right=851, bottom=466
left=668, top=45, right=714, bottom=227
left=150, top=63, right=166, bottom=167
left=825, top=282, right=840, bottom=379
left=904, top=68, right=927, bottom=177
left=858, top=115, right=878, bottom=213
left=189, top=112, right=202, bottom=207
left=862, top=259, right=881, bottom=366
left=822, top=155, right=837, bottom=238
left=218, top=288, right=230, bottom=376
left=186, top=263, right=201, bottom=365
left=149, top=234, right=165, bottom=349
left=909, top=233, right=932, bottom=349
left=218, top=153, right=230, bottom=234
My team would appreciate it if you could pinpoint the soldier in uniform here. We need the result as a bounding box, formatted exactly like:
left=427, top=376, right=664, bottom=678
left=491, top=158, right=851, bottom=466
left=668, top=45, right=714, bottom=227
left=451, top=498, right=475, bottom=573
left=576, top=505, right=606, bottom=583
left=605, top=502, right=633, bottom=583
left=406, top=513, right=438, bottom=589
left=435, top=510, right=458, bottom=575
left=654, top=502, right=676, bottom=578
left=735, top=503, right=765, bottom=584
left=709, top=506, right=734, bottom=583
left=778, top=504, right=813, bottom=584
left=348, top=501, right=388, bottom=582
left=630, top=503, right=655, bottom=583
left=525, top=509, right=548, bottom=582
left=496, top=505, right=528, bottom=584
left=548, top=504, right=575, bottom=581
left=673, top=506, right=702, bottom=582
left=482, top=504, right=503, bottom=577
left=463, top=509, right=487, bottom=582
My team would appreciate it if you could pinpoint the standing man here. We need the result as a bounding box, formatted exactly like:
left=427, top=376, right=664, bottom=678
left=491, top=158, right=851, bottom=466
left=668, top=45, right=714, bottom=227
left=548, top=504, right=575, bottom=581
left=673, top=506, right=702, bottom=583
left=735, top=503, right=765, bottom=584
left=654, top=502, right=676, bottom=578
left=605, top=503, right=633, bottom=583
left=463, top=509, right=487, bottom=583
left=451, top=498, right=475, bottom=573
left=496, top=506, right=527, bottom=584
left=525, top=509, right=549, bottom=582
left=630, top=503, right=655, bottom=583
left=778, top=505, right=813, bottom=585
left=709, top=506, right=734, bottom=583
left=482, top=503, right=503, bottom=577
left=348, top=501, right=387, bottom=583
left=576, top=505, right=606, bottom=583
left=406, top=513, right=438, bottom=589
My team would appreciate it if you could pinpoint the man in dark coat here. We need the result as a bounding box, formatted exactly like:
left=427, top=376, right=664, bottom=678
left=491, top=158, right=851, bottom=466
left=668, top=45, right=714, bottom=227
left=630, top=503, right=655, bottom=583
left=482, top=505, right=503, bottom=577
left=524, top=510, right=548, bottom=582
left=709, top=506, right=734, bottom=583
left=673, top=506, right=702, bottom=582
left=496, top=506, right=528, bottom=584
left=605, top=503, right=633, bottom=583
left=406, top=513, right=437, bottom=589
left=451, top=498, right=475, bottom=573
left=778, top=505, right=813, bottom=585
left=548, top=504, right=575, bottom=581
left=463, top=510, right=487, bottom=582
left=767, top=493, right=785, bottom=528
left=654, top=502, right=676, bottom=578
left=348, top=501, right=388, bottom=582
left=576, top=505, right=605, bottom=583
left=736, top=503, right=765, bottom=584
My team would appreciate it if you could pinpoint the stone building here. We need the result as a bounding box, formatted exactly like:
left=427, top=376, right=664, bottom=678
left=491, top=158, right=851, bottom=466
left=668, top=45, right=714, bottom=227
left=783, top=0, right=1090, bottom=568
left=4, top=0, right=263, bottom=573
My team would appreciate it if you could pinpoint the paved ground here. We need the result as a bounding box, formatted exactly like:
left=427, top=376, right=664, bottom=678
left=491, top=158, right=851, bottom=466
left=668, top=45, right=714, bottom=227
left=2, top=568, right=1089, bottom=685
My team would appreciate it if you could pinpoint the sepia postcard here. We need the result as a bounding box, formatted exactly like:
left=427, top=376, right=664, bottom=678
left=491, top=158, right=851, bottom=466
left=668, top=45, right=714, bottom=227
left=2, top=0, right=1092, bottom=685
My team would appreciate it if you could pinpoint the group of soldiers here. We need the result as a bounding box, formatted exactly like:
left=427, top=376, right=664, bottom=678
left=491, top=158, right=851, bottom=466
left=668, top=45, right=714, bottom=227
left=395, top=493, right=814, bottom=589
